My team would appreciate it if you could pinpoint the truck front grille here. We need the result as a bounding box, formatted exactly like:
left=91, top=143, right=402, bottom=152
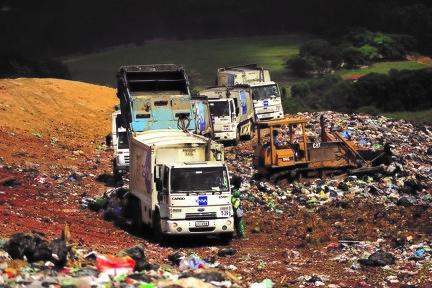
left=189, top=227, right=216, bottom=233
left=185, top=212, right=217, bottom=220
left=124, top=155, right=130, bottom=165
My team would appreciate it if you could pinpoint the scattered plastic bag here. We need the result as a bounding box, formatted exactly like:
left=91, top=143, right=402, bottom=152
left=179, top=255, right=207, bottom=271
left=250, top=278, right=273, bottom=288
left=96, top=255, right=136, bottom=276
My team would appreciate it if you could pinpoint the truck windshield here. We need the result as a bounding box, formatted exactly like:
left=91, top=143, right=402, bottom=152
left=118, top=132, right=129, bottom=149
left=209, top=101, right=230, bottom=117
left=251, top=85, right=280, bottom=101
left=171, top=167, right=229, bottom=193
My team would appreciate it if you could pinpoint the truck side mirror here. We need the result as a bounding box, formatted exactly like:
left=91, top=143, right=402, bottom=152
left=236, top=107, right=240, bottom=116
left=105, top=133, right=113, bottom=147
left=155, top=179, right=163, bottom=191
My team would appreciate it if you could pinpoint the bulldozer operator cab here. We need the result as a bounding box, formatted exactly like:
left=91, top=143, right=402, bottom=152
left=254, top=118, right=309, bottom=174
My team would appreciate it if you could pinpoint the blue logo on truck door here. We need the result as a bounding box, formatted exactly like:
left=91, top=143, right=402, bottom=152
left=239, top=90, right=247, bottom=114
left=198, top=195, right=208, bottom=206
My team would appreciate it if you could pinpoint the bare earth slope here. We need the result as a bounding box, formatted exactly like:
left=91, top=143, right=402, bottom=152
left=0, top=78, right=116, bottom=171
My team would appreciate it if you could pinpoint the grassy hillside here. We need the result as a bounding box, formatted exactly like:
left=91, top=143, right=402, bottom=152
left=384, top=109, right=432, bottom=123
left=63, top=34, right=432, bottom=93
left=337, top=60, right=431, bottom=78
left=63, top=35, right=310, bottom=88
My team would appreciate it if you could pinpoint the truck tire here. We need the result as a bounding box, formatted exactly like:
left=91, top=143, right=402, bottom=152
left=153, top=211, right=163, bottom=243
left=131, top=200, right=143, bottom=234
left=112, top=159, right=120, bottom=179
left=220, top=233, right=234, bottom=245
left=233, top=128, right=240, bottom=145
left=247, top=121, right=255, bottom=140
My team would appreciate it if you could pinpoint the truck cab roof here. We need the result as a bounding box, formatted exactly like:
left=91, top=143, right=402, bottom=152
left=133, top=129, right=210, bottom=147
left=162, top=161, right=226, bottom=168
left=248, top=81, right=277, bottom=87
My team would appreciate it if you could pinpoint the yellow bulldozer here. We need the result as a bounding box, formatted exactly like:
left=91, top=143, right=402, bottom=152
left=253, top=116, right=393, bottom=183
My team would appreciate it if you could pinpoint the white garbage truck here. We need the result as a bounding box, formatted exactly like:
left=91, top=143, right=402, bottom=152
left=217, top=64, right=284, bottom=121
left=199, top=86, right=254, bottom=144
left=128, top=129, right=234, bottom=241
left=111, top=110, right=130, bottom=177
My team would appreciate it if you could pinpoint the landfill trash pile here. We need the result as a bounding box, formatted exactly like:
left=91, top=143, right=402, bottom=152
left=0, top=231, right=242, bottom=288
left=226, top=111, right=432, bottom=212
left=74, top=111, right=432, bottom=286
left=1, top=78, right=432, bottom=287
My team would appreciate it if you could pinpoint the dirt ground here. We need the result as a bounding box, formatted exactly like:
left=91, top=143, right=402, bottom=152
left=1, top=78, right=431, bottom=287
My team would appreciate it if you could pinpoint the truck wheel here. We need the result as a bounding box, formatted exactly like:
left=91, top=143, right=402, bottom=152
left=233, top=128, right=240, bottom=145
left=247, top=121, right=255, bottom=140
left=220, top=233, right=234, bottom=245
left=132, top=200, right=143, bottom=234
left=153, top=212, right=163, bottom=243
left=112, top=159, right=120, bottom=179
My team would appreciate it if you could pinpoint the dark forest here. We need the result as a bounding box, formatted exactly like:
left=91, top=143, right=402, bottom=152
left=2, top=0, right=432, bottom=58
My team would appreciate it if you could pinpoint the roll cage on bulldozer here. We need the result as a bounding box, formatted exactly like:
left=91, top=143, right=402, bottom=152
left=253, top=116, right=393, bottom=183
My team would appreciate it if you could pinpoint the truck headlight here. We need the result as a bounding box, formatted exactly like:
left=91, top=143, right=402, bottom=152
left=216, top=152, right=222, bottom=161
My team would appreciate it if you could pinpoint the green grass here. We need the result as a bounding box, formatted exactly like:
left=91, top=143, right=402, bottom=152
left=63, top=34, right=311, bottom=88
left=337, top=60, right=431, bottom=78
left=384, top=109, right=432, bottom=123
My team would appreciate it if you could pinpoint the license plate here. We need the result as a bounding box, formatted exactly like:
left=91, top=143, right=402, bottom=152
left=195, top=221, right=209, bottom=227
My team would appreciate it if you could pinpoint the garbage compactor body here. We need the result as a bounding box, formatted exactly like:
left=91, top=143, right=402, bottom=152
left=129, top=129, right=234, bottom=237
left=253, top=117, right=392, bottom=179
left=116, top=64, right=197, bottom=133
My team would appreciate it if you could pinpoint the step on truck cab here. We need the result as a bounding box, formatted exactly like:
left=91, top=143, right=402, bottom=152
left=129, top=129, right=234, bottom=239
left=117, top=64, right=197, bottom=133
left=111, top=110, right=130, bottom=176
left=217, top=64, right=284, bottom=121
left=199, top=86, right=254, bottom=143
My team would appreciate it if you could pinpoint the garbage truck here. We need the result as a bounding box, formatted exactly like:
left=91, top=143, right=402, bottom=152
left=111, top=110, right=130, bottom=177
left=117, top=64, right=197, bottom=133
left=217, top=64, right=284, bottom=121
left=113, top=64, right=214, bottom=176
left=128, top=129, right=234, bottom=240
left=199, top=86, right=254, bottom=143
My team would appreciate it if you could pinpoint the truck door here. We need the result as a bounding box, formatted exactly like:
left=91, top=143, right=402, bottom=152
left=158, top=167, right=170, bottom=219
left=229, top=100, right=235, bottom=122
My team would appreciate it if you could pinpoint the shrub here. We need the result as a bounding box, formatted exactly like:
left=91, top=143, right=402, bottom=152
left=356, top=105, right=381, bottom=116
left=287, top=55, right=316, bottom=77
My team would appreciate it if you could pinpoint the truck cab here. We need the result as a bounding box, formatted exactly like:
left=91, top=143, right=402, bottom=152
left=250, top=82, right=284, bottom=121
left=217, top=64, right=284, bottom=121
left=155, top=162, right=233, bottom=235
left=209, top=98, right=238, bottom=142
left=111, top=110, right=130, bottom=176
left=129, top=129, right=234, bottom=239
left=201, top=86, right=254, bottom=143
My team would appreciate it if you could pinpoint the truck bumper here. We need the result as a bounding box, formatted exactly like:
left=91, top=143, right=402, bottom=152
left=161, top=218, right=234, bottom=235
left=256, top=110, right=284, bottom=121
left=213, top=131, right=236, bottom=141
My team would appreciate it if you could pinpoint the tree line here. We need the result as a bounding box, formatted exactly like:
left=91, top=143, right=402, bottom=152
left=2, top=0, right=432, bottom=59
left=287, top=29, right=417, bottom=76
left=289, top=68, right=432, bottom=114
